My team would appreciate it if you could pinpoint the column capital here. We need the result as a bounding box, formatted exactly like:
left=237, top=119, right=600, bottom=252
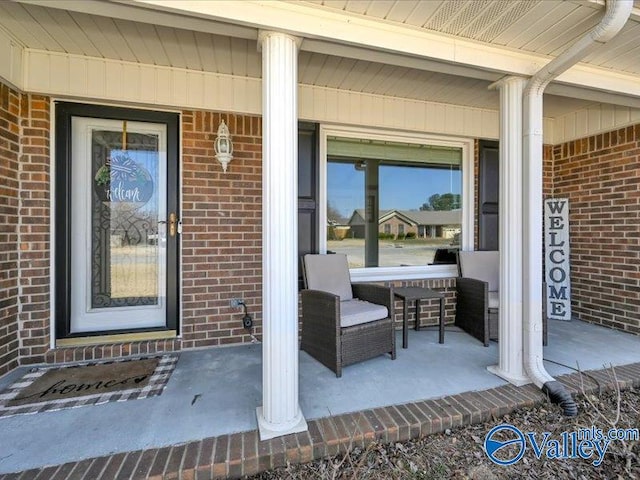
left=488, top=75, right=528, bottom=91
left=257, top=30, right=303, bottom=50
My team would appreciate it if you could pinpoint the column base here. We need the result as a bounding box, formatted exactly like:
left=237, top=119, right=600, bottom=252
left=256, top=406, right=308, bottom=441
left=487, top=364, right=531, bottom=386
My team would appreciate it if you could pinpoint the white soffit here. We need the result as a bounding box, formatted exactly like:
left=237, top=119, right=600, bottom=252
left=304, top=0, right=640, bottom=76
left=4, top=0, right=640, bottom=118
left=126, top=0, right=640, bottom=98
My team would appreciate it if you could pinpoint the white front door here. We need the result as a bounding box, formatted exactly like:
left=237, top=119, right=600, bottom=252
left=70, top=117, right=168, bottom=333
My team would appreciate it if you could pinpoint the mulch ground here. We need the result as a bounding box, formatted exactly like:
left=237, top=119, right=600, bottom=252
left=249, top=384, right=639, bottom=479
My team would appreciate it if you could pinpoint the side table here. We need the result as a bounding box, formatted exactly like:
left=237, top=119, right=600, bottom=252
left=393, top=286, right=445, bottom=348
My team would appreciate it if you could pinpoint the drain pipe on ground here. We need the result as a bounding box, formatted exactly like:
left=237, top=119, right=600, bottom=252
left=522, top=0, right=632, bottom=416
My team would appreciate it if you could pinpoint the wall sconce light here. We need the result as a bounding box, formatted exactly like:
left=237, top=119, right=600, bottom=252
left=214, top=119, right=233, bottom=172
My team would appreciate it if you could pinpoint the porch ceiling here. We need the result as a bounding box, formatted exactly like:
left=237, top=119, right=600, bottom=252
left=1, top=1, right=638, bottom=117
left=303, top=0, right=640, bottom=76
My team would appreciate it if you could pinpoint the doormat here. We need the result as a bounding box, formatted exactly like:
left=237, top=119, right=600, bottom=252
left=0, top=354, right=178, bottom=418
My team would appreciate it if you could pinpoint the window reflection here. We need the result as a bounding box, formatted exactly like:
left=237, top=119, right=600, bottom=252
left=327, top=137, right=462, bottom=268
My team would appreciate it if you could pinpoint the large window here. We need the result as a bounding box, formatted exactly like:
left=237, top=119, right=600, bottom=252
left=322, top=128, right=473, bottom=280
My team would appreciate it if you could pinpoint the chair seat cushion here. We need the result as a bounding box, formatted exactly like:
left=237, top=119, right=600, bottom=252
left=340, top=299, right=389, bottom=327
left=488, top=291, right=499, bottom=309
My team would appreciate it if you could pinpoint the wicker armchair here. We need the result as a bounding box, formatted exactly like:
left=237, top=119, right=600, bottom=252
left=455, top=251, right=547, bottom=347
left=300, top=254, right=396, bottom=377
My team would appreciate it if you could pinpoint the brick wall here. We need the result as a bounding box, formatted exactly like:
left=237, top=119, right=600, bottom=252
left=180, top=111, right=263, bottom=349
left=17, top=95, right=51, bottom=364
left=0, top=84, right=21, bottom=375
left=553, top=124, right=640, bottom=334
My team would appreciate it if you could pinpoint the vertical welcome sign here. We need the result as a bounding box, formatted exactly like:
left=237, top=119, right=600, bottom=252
left=545, top=199, right=571, bottom=321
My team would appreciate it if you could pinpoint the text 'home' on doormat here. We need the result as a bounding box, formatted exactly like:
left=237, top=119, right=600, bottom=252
left=0, top=354, right=179, bottom=418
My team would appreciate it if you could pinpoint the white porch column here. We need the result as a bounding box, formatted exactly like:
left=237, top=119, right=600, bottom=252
left=256, top=31, right=307, bottom=440
left=487, top=77, right=530, bottom=386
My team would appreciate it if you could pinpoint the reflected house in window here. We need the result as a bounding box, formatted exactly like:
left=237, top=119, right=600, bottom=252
left=348, top=209, right=461, bottom=240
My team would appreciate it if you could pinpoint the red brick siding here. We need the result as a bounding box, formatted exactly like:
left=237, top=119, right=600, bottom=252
left=0, top=84, right=21, bottom=375
left=180, top=111, right=263, bottom=349
left=17, top=95, right=51, bottom=364
left=553, top=125, right=640, bottom=334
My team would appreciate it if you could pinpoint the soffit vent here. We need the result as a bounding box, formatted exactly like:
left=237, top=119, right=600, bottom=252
left=476, top=0, right=539, bottom=43
left=437, top=0, right=493, bottom=35
left=423, top=0, right=541, bottom=43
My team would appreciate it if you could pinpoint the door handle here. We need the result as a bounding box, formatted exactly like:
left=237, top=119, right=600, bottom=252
left=169, top=212, right=177, bottom=237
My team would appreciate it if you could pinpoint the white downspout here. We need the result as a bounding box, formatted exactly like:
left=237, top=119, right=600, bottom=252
left=523, top=0, right=632, bottom=415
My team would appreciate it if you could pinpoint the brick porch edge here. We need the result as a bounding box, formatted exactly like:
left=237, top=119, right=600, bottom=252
left=2, top=362, right=639, bottom=480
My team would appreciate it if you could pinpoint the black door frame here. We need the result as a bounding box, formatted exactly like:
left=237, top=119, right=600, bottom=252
left=54, top=102, right=180, bottom=339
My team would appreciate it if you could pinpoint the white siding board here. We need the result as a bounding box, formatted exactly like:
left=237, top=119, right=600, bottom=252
left=68, top=57, right=87, bottom=96
left=575, top=109, right=588, bottom=139
left=112, top=20, right=154, bottom=65
left=553, top=117, right=564, bottom=145
left=217, top=75, right=233, bottom=110
left=553, top=105, right=640, bottom=143
left=0, top=29, right=23, bottom=89
left=326, top=89, right=340, bottom=122
left=429, top=104, right=446, bottom=133
left=105, top=61, right=122, bottom=100
left=564, top=114, right=576, bottom=142
left=186, top=71, right=204, bottom=108
left=155, top=68, right=172, bottom=105
left=543, top=118, right=554, bottom=144
left=614, top=105, right=630, bottom=126
left=86, top=58, right=105, bottom=98
left=23, top=50, right=508, bottom=139
left=122, top=64, right=141, bottom=102
left=587, top=107, right=601, bottom=134
left=171, top=69, right=188, bottom=106
left=480, top=110, right=498, bottom=140
left=139, top=65, right=157, bottom=104
left=445, top=105, right=462, bottom=135
left=48, top=55, right=69, bottom=94
left=601, top=107, right=615, bottom=131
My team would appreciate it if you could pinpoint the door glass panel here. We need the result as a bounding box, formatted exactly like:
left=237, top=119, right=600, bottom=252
left=91, top=130, right=162, bottom=309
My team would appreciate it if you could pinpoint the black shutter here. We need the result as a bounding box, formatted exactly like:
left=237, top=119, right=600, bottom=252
left=478, top=140, right=499, bottom=251
left=298, top=122, right=319, bottom=288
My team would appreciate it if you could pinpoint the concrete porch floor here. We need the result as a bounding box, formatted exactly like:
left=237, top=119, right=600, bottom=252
left=1, top=319, right=640, bottom=475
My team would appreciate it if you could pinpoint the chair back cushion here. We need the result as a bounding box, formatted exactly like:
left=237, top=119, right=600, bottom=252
left=303, top=254, right=353, bottom=300
left=458, top=251, right=499, bottom=292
